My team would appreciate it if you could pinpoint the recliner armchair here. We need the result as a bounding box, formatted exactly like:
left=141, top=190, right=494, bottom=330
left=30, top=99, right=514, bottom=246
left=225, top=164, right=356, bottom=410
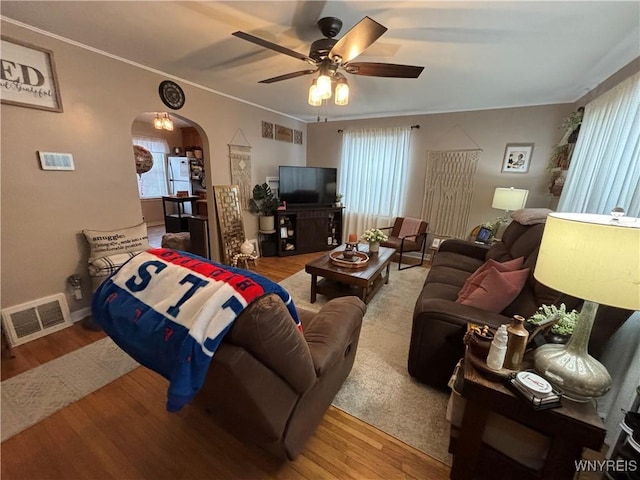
left=380, top=217, right=428, bottom=270
left=194, top=294, right=366, bottom=460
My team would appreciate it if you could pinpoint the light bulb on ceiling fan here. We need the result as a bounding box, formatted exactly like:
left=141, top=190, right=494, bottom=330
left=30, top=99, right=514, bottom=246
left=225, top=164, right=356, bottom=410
left=308, top=79, right=322, bottom=106
left=334, top=76, right=349, bottom=105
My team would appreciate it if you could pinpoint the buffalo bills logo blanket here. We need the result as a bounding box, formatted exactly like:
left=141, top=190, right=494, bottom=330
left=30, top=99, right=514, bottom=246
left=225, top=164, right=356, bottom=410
left=91, top=248, right=300, bottom=412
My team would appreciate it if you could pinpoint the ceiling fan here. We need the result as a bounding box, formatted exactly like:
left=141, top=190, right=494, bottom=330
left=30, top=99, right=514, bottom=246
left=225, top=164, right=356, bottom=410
left=232, top=16, right=424, bottom=105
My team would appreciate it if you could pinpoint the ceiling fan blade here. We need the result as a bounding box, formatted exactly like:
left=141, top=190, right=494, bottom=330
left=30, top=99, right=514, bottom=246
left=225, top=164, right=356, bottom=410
left=344, top=62, right=424, bottom=78
left=232, top=31, right=315, bottom=64
left=329, top=16, right=388, bottom=64
left=258, top=70, right=316, bottom=84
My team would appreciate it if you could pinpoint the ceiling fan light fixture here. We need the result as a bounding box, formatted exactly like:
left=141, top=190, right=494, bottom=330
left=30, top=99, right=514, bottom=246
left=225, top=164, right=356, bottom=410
left=232, top=15, right=424, bottom=109
left=308, top=80, right=322, bottom=106
left=334, top=77, right=349, bottom=106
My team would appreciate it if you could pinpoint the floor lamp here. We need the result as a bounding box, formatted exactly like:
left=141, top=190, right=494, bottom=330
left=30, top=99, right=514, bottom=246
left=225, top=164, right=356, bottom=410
left=533, top=212, right=640, bottom=402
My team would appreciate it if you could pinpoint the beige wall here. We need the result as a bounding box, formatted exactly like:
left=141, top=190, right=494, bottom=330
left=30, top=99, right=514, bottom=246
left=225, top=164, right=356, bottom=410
left=1, top=22, right=306, bottom=313
left=307, top=104, right=573, bottom=236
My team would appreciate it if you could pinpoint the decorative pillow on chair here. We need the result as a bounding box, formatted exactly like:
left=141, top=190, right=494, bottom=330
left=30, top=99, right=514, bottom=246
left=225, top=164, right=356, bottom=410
left=457, top=267, right=530, bottom=313
left=83, top=222, right=149, bottom=263
left=457, top=257, right=524, bottom=301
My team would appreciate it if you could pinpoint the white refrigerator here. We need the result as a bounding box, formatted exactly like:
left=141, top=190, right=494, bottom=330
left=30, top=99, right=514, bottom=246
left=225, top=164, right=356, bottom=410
left=168, top=156, right=192, bottom=196
left=168, top=156, right=192, bottom=214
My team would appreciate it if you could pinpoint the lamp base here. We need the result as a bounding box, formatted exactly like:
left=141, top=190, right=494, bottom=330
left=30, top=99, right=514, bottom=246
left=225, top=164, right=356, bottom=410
left=534, top=343, right=611, bottom=402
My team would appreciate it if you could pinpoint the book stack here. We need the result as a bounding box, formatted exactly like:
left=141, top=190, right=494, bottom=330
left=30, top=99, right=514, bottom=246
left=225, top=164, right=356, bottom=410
left=507, top=370, right=562, bottom=410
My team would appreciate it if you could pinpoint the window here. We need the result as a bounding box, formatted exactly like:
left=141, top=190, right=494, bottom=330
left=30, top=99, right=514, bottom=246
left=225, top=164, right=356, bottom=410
left=132, top=136, right=170, bottom=199
left=339, top=126, right=411, bottom=234
left=559, top=72, right=639, bottom=216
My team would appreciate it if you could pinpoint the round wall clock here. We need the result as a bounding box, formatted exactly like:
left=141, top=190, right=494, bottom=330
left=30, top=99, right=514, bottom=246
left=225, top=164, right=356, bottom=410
left=158, top=80, right=185, bottom=110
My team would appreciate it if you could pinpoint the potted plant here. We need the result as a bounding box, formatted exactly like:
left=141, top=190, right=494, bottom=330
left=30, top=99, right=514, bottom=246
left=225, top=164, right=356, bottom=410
left=361, top=228, right=388, bottom=253
left=249, top=183, right=279, bottom=232
left=334, top=193, right=344, bottom=208
left=527, top=303, right=579, bottom=344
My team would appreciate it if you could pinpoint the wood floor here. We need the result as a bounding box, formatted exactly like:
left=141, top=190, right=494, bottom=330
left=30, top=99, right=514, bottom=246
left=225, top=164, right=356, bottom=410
left=1, top=251, right=451, bottom=480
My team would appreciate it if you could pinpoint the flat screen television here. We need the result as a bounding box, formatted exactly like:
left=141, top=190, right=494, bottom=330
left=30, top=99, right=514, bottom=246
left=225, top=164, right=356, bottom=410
left=278, top=166, right=337, bottom=207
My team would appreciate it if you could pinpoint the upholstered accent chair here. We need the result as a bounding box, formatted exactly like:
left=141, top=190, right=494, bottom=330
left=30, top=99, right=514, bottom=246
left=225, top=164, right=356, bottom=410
left=380, top=217, right=429, bottom=270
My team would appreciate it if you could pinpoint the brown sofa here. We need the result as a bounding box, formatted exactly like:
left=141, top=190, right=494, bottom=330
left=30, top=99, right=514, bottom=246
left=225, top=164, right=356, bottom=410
left=408, top=217, right=632, bottom=389
left=195, top=294, right=366, bottom=460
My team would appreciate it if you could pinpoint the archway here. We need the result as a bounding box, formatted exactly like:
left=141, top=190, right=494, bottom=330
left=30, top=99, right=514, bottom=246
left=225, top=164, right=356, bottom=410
left=130, top=112, right=210, bottom=254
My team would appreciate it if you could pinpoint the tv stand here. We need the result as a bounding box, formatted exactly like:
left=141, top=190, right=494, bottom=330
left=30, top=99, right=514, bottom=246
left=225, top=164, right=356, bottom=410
left=276, top=207, right=343, bottom=256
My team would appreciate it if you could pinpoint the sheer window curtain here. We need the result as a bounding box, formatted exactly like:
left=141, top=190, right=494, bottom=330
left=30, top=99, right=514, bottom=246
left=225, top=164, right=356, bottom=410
left=339, top=127, right=411, bottom=235
left=558, top=72, right=639, bottom=216
left=556, top=72, right=640, bottom=450
left=133, top=136, right=170, bottom=199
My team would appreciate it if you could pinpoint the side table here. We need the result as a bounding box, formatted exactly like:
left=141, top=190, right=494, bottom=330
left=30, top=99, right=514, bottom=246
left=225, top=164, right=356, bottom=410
left=450, top=353, right=606, bottom=479
left=231, top=253, right=258, bottom=270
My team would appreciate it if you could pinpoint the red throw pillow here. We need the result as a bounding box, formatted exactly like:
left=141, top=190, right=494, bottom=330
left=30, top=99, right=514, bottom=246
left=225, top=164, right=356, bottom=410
left=456, top=269, right=492, bottom=302
left=458, top=267, right=530, bottom=313
left=457, top=257, right=525, bottom=301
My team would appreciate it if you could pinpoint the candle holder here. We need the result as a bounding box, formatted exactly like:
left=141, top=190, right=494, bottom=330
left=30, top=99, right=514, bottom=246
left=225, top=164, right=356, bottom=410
left=344, top=232, right=359, bottom=259
left=343, top=241, right=359, bottom=260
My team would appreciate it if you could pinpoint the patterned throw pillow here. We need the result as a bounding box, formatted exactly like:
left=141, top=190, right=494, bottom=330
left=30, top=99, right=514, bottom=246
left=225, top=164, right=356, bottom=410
left=83, top=222, right=149, bottom=263
left=87, top=252, right=142, bottom=277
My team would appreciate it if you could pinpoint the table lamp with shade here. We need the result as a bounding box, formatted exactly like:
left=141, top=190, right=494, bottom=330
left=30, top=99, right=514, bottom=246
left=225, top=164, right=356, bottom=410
left=491, top=187, right=529, bottom=234
left=533, top=211, right=640, bottom=402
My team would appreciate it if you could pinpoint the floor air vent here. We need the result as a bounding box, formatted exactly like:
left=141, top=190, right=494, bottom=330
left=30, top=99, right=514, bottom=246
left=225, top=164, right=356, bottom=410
left=2, top=294, right=73, bottom=346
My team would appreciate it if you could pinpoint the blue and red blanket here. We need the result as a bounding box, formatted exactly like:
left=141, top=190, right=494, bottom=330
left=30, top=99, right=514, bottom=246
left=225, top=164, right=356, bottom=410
left=91, top=248, right=300, bottom=412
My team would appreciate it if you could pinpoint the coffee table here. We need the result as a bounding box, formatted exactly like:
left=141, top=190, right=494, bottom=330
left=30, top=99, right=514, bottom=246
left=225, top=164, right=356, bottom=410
left=304, top=245, right=396, bottom=304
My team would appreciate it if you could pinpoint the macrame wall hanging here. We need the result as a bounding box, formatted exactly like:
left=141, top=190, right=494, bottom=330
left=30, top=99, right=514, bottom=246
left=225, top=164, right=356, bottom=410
left=421, top=149, right=481, bottom=239
left=228, top=128, right=252, bottom=210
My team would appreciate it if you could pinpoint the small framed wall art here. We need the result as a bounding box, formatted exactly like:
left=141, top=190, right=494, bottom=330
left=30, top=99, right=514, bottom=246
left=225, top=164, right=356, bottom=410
left=275, top=124, right=293, bottom=142
left=501, top=143, right=534, bottom=173
left=1, top=36, right=63, bottom=112
left=261, top=121, right=274, bottom=139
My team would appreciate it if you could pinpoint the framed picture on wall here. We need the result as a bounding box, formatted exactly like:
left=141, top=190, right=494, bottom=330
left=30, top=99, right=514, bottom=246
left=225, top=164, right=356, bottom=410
left=1, top=36, right=63, bottom=112
left=501, top=143, right=534, bottom=173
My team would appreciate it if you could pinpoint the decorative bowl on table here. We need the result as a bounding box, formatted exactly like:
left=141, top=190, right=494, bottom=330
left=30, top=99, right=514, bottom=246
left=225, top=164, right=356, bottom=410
left=329, top=250, right=369, bottom=268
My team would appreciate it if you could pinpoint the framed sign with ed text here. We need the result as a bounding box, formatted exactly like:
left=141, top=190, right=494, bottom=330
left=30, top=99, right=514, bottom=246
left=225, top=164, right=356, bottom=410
left=1, top=36, right=63, bottom=112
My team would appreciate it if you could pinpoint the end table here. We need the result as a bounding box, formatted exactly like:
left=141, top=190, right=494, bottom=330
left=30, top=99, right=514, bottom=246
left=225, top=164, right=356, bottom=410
left=449, top=353, right=606, bottom=479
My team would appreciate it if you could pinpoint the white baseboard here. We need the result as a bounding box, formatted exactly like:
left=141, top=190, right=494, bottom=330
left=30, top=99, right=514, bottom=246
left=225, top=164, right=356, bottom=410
left=70, top=307, right=91, bottom=323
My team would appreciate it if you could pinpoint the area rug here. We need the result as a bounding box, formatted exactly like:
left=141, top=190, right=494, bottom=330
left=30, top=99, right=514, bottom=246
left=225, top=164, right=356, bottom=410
left=280, top=264, right=452, bottom=465
left=1, top=336, right=139, bottom=442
